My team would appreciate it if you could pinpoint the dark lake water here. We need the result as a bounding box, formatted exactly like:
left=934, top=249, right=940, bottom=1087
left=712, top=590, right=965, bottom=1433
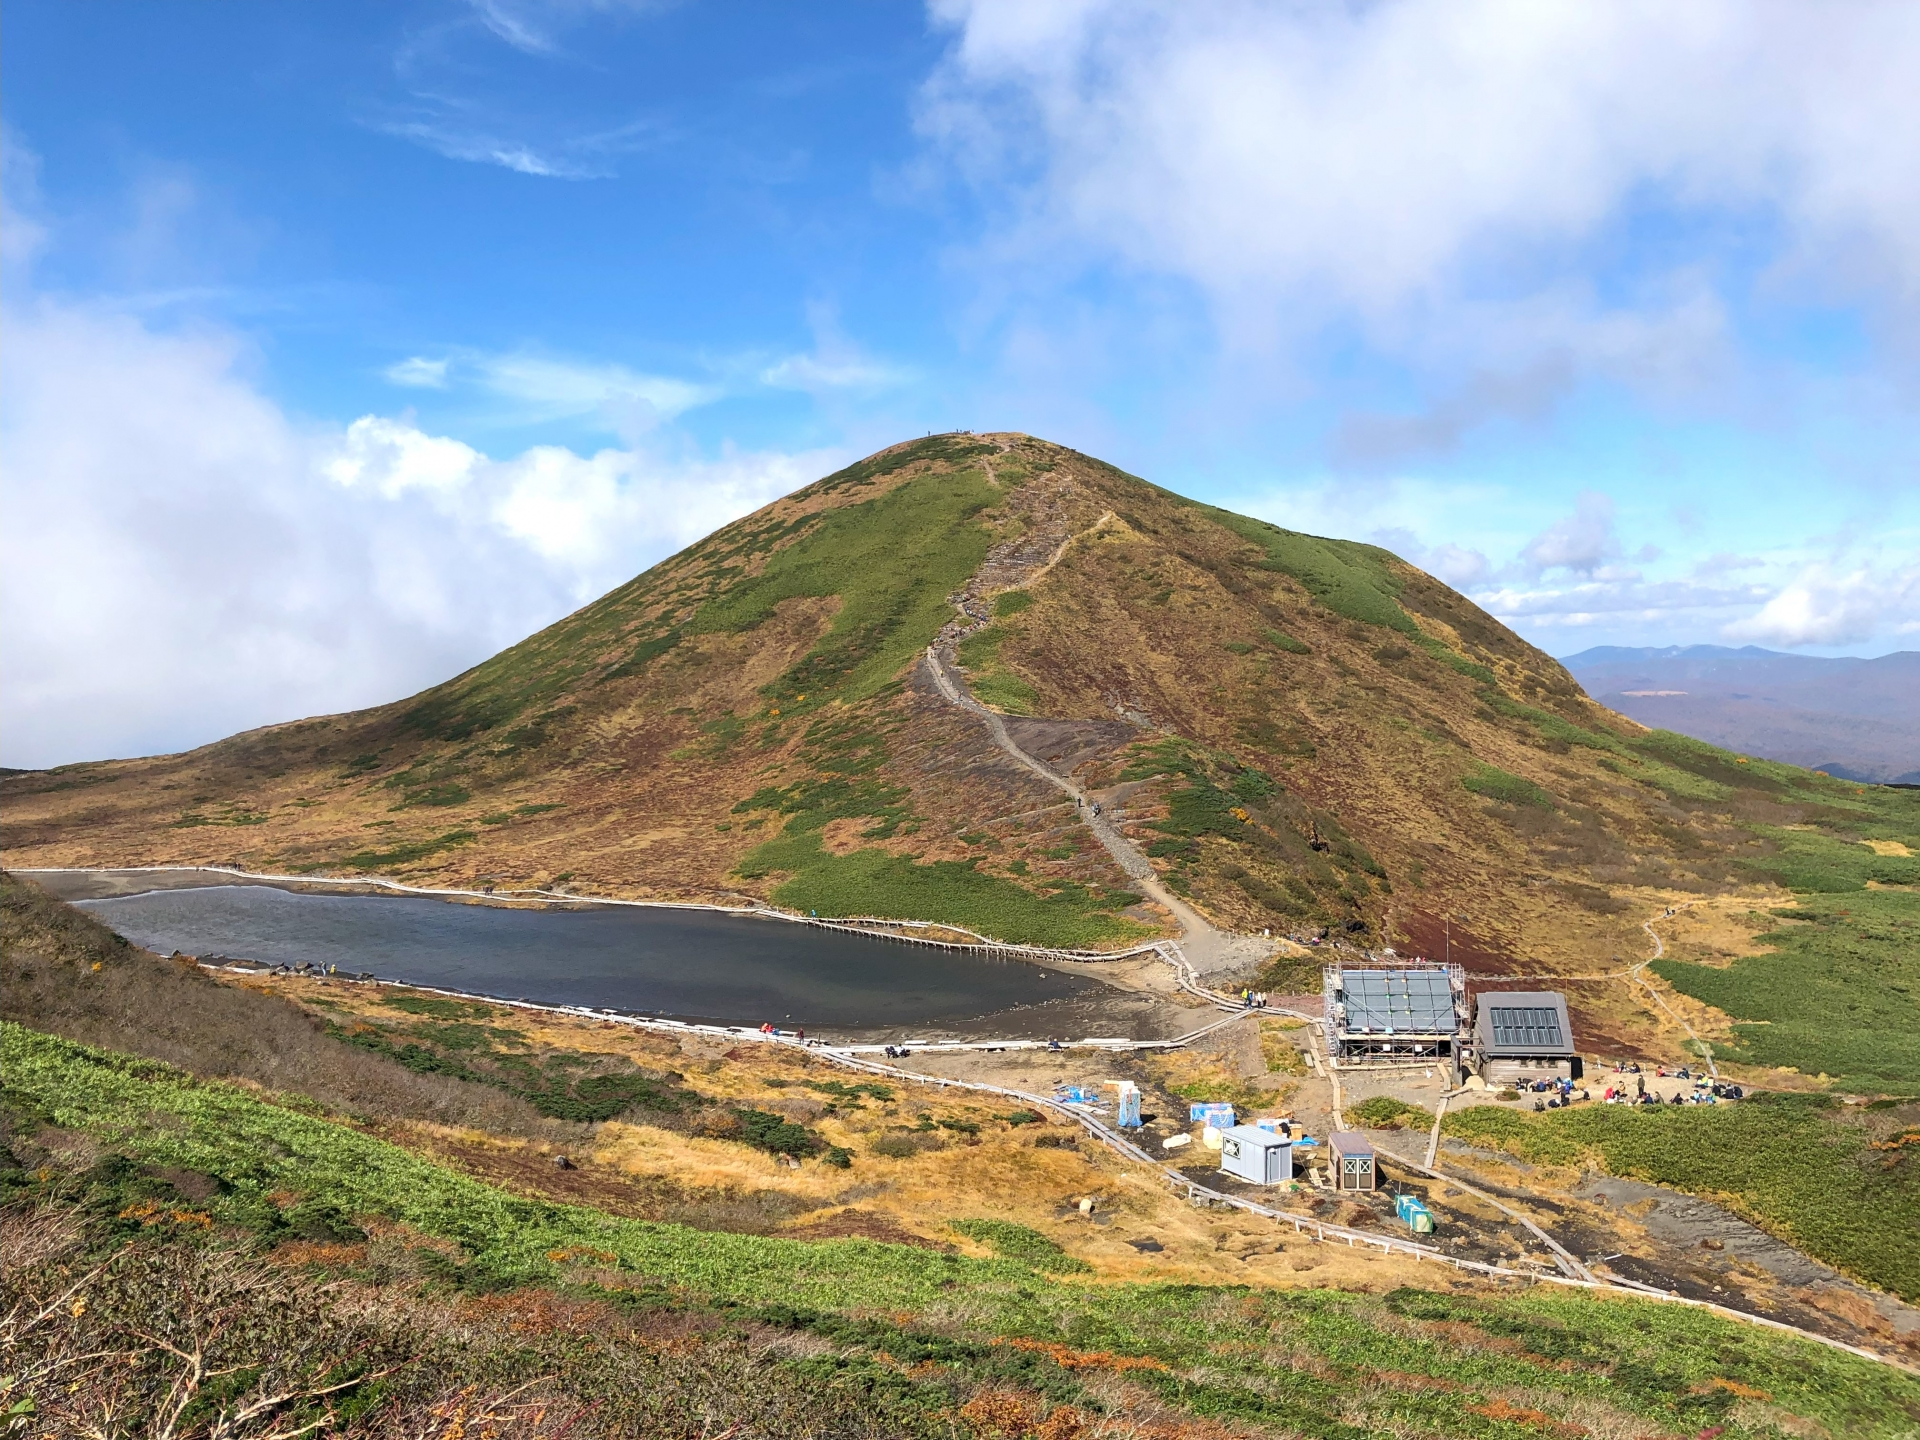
left=75, top=884, right=1100, bottom=1029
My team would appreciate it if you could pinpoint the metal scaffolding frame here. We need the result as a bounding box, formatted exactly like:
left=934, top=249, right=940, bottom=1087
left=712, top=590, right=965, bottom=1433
left=1323, top=963, right=1467, bottom=1067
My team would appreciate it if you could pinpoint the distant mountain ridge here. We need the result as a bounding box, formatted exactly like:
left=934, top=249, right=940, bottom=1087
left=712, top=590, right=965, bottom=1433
left=1561, top=645, right=1920, bottom=784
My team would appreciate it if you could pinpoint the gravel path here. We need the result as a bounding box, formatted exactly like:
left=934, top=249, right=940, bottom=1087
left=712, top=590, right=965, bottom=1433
left=921, top=642, right=1233, bottom=966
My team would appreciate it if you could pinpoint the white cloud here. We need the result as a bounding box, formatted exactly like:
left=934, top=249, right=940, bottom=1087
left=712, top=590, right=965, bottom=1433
left=469, top=0, right=559, bottom=55
left=375, top=349, right=719, bottom=435
left=760, top=352, right=909, bottom=392
left=1480, top=576, right=1770, bottom=625
left=0, top=129, right=49, bottom=272
left=1519, top=491, right=1621, bottom=577
left=922, top=0, right=1920, bottom=384
left=1237, top=475, right=1508, bottom=549
left=474, top=352, right=715, bottom=431
left=1725, top=562, right=1920, bottom=647
left=1424, top=543, right=1492, bottom=589
left=322, top=415, right=483, bottom=497
left=759, top=303, right=913, bottom=395
left=0, top=296, right=838, bottom=769
left=375, top=121, right=611, bottom=179
left=385, top=355, right=450, bottom=388
left=466, top=0, right=666, bottom=57
left=487, top=441, right=822, bottom=571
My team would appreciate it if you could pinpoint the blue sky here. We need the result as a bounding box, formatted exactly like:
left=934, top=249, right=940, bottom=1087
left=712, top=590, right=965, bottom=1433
left=5, top=0, right=1918, bottom=767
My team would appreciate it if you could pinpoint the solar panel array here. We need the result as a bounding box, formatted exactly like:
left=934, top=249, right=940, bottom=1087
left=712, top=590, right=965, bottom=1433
left=1488, top=1006, right=1563, bottom=1048
left=1337, top=969, right=1458, bottom=1034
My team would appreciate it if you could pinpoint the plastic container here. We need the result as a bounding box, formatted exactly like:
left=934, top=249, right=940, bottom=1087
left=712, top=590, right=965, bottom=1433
left=1394, top=1193, right=1435, bottom=1234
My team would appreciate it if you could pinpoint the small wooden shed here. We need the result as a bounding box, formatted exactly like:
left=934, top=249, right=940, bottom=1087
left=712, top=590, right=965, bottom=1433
left=1328, top=1131, right=1377, bottom=1191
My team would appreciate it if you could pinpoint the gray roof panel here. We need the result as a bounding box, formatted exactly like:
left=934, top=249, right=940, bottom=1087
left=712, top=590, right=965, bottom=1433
left=1473, top=991, right=1576, bottom=1056
left=1337, top=969, right=1458, bottom=1035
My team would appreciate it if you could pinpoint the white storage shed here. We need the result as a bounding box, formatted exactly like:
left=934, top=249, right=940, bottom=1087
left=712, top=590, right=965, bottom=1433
left=1218, top=1124, right=1293, bottom=1186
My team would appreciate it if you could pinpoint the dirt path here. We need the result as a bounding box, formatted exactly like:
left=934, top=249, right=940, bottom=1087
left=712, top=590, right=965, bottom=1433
left=1633, top=901, right=1718, bottom=1077
left=922, top=645, right=1213, bottom=934
left=916, top=471, right=1249, bottom=970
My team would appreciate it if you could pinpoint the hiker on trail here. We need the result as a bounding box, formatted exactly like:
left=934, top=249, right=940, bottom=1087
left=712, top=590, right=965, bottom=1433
left=797, top=1028, right=805, bottom=1043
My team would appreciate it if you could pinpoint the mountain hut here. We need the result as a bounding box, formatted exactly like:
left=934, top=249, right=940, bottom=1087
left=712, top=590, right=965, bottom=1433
left=1468, top=991, right=1581, bottom=1083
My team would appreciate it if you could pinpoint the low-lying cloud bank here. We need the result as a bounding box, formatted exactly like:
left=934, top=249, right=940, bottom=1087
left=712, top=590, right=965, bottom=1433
left=1240, top=475, right=1919, bottom=653
left=1, top=297, right=836, bottom=770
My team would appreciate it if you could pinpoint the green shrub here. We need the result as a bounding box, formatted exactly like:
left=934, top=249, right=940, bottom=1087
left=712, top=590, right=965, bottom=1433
left=870, top=1132, right=941, bottom=1158
left=1196, top=506, right=1419, bottom=634
left=1735, top=825, right=1920, bottom=893
left=1476, top=688, right=1621, bottom=752
left=1348, top=1096, right=1429, bottom=1130
left=809, top=1079, right=894, bottom=1103
left=733, top=1108, right=824, bottom=1157
left=339, top=829, right=475, bottom=870
left=947, top=1219, right=1090, bottom=1274
left=694, top=467, right=1000, bottom=707
left=1260, top=629, right=1311, bottom=654
left=381, top=995, right=494, bottom=1021
left=391, top=783, right=471, bottom=810
left=741, top=830, right=1149, bottom=949
left=970, top=671, right=1041, bottom=715
left=958, top=625, right=1040, bottom=715
left=332, top=1010, right=698, bottom=1124
left=992, top=590, right=1034, bottom=617
left=1461, top=764, right=1553, bottom=809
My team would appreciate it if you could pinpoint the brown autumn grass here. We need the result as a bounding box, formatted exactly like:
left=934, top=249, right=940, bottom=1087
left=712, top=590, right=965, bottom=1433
left=0, top=432, right=1809, bottom=979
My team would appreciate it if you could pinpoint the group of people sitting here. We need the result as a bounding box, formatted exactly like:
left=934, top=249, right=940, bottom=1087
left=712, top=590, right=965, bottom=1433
left=1527, top=1076, right=1589, bottom=1110
left=1596, top=1061, right=1747, bottom=1106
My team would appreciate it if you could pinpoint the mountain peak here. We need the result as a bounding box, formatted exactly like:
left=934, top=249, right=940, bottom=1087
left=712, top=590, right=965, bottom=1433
left=5, top=434, right=1874, bottom=977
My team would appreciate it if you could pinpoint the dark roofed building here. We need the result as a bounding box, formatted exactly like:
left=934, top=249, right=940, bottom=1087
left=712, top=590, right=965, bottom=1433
left=1470, top=991, right=1580, bottom=1082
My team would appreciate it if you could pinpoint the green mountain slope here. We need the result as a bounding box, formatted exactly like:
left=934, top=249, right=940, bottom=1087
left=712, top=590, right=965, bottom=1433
left=6, top=434, right=1916, bottom=984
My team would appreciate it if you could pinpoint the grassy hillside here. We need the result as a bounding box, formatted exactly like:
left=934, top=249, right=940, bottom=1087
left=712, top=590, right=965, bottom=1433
left=1655, top=889, right=1920, bottom=1092
left=6, top=860, right=1918, bottom=1432
left=1444, top=1092, right=1920, bottom=1302
left=9, top=1022, right=1916, bottom=1437
left=6, top=434, right=1917, bottom=978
